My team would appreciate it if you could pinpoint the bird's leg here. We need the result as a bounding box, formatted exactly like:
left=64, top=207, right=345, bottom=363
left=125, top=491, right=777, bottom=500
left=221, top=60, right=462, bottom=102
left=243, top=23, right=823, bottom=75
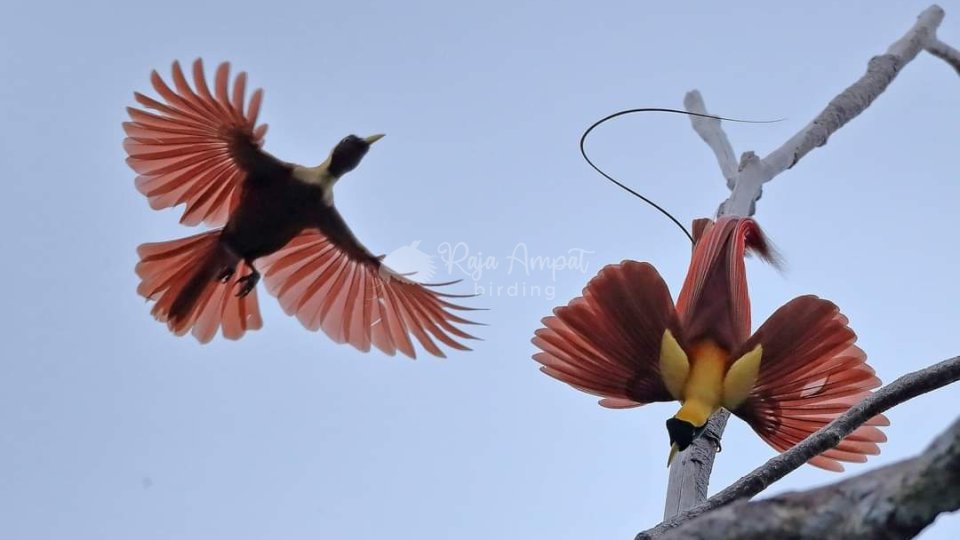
left=235, top=265, right=260, bottom=297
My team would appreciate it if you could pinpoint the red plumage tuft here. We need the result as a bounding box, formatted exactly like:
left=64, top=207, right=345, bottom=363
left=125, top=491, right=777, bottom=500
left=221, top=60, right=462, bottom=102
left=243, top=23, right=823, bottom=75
left=136, top=230, right=263, bottom=343
left=739, top=218, right=783, bottom=270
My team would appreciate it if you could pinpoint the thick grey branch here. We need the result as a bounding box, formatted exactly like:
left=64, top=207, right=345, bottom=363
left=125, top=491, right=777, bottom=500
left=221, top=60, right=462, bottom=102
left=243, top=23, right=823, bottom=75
left=641, top=355, right=960, bottom=539
left=645, top=415, right=960, bottom=540
left=663, top=411, right=728, bottom=519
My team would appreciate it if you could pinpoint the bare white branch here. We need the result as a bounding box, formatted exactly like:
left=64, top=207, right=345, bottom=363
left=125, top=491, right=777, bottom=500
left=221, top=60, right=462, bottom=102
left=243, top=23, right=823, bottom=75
left=699, top=5, right=946, bottom=217
left=662, top=2, right=960, bottom=525
left=928, top=36, right=960, bottom=74
left=683, top=91, right=738, bottom=190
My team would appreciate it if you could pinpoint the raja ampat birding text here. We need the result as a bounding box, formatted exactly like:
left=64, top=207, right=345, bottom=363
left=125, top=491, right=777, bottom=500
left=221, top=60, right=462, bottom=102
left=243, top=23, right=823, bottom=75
left=438, top=241, right=593, bottom=300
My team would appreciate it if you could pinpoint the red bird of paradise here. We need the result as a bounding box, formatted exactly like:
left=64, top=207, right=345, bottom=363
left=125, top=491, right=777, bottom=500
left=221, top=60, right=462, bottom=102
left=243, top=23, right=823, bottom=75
left=532, top=217, right=887, bottom=470
left=124, top=59, right=478, bottom=357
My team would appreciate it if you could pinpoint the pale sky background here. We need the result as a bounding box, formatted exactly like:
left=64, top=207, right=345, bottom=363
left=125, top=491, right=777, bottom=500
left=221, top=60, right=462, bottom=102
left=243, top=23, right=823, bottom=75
left=2, top=1, right=959, bottom=539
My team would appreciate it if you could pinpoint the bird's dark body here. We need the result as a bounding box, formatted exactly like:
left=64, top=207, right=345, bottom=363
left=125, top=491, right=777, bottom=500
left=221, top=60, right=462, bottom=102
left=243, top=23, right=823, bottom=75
left=129, top=62, right=477, bottom=354
left=218, top=134, right=374, bottom=265
left=221, top=165, right=323, bottom=263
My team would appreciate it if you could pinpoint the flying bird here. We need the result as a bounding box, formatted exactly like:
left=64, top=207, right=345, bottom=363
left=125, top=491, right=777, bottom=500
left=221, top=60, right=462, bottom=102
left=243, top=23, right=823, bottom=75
left=531, top=217, right=887, bottom=471
left=124, top=59, right=478, bottom=357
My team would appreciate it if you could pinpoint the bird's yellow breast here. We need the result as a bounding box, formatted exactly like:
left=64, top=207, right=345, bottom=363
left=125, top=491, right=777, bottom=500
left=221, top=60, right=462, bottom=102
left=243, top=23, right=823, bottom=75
left=674, top=340, right=729, bottom=426
left=669, top=337, right=764, bottom=427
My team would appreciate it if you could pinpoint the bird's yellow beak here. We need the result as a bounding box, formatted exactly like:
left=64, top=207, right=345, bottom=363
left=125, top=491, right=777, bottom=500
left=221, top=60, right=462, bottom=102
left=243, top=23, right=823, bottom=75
left=364, top=133, right=385, bottom=144
left=667, top=443, right=680, bottom=467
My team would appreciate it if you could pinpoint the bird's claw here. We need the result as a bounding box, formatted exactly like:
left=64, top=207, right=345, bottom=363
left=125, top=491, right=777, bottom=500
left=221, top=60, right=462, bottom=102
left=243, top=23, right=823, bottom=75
left=235, top=271, right=260, bottom=297
left=217, top=267, right=235, bottom=283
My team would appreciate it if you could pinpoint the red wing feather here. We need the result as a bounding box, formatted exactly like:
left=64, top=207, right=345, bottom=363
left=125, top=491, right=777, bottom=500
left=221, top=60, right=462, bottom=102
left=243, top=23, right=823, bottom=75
left=257, top=229, right=479, bottom=359
left=732, top=295, right=887, bottom=471
left=124, top=59, right=268, bottom=226
left=531, top=261, right=680, bottom=407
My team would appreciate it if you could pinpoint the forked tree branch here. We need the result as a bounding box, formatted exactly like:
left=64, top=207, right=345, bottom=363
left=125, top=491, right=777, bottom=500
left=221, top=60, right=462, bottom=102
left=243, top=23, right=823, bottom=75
left=642, top=356, right=960, bottom=539
left=706, top=4, right=948, bottom=218
left=661, top=3, right=960, bottom=523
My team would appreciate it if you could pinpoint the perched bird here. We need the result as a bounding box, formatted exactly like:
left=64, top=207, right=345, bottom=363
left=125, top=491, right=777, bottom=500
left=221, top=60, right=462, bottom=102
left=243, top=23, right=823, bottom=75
left=125, top=59, right=478, bottom=357
left=532, top=217, right=887, bottom=470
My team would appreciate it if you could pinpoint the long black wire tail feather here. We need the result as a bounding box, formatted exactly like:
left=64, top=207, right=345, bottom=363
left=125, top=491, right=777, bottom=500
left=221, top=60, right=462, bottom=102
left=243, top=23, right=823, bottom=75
left=579, top=107, right=780, bottom=244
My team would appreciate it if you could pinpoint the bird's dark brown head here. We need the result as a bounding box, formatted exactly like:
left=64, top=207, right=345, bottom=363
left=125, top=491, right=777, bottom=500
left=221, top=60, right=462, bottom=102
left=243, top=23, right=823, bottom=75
left=327, top=133, right=384, bottom=178
left=666, top=417, right=707, bottom=462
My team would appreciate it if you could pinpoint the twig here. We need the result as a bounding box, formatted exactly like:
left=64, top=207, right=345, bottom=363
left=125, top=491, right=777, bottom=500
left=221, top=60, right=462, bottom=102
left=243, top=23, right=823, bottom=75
left=927, top=36, right=960, bottom=74
left=642, top=355, right=960, bottom=539
left=683, top=92, right=738, bottom=189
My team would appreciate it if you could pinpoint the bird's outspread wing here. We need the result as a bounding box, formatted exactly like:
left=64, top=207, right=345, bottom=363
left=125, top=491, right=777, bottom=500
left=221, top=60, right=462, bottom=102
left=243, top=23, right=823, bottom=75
left=730, top=295, right=888, bottom=471
left=256, top=206, right=480, bottom=358
left=531, top=261, right=681, bottom=407
left=123, top=59, right=275, bottom=226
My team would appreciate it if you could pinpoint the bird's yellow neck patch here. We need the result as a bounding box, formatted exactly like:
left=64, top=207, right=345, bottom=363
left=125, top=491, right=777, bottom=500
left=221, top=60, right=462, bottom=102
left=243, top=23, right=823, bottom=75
left=292, top=164, right=337, bottom=205
left=675, top=340, right=729, bottom=427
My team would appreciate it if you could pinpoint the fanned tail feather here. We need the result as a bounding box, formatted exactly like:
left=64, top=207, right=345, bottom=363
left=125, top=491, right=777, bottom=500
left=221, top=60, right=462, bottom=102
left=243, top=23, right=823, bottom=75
left=136, top=230, right=263, bottom=342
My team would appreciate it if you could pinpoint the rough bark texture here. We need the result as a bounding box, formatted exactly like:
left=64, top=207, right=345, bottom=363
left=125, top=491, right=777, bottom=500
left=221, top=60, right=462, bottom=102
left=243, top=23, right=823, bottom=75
left=647, top=416, right=960, bottom=540
left=643, top=356, right=960, bottom=539
left=662, top=412, right=727, bottom=519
